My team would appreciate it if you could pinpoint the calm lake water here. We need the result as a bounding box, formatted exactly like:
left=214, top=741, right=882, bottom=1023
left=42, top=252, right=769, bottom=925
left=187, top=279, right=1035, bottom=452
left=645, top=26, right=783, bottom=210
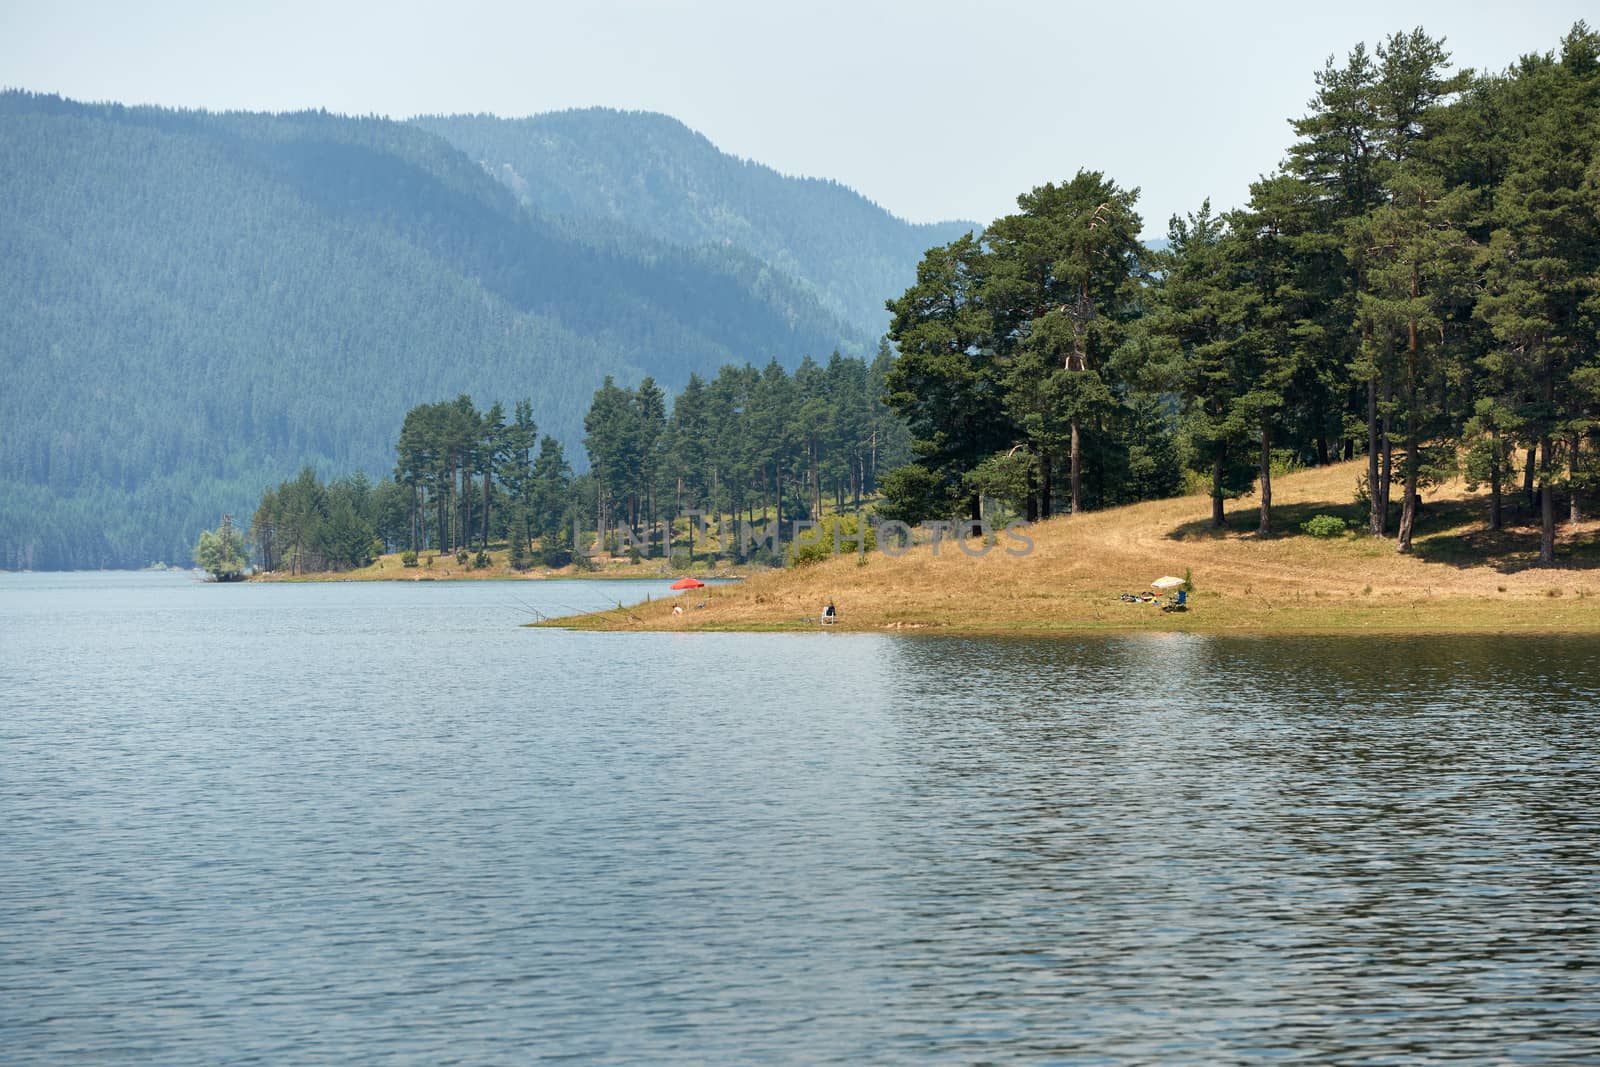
left=2, top=571, right=1598, bottom=1064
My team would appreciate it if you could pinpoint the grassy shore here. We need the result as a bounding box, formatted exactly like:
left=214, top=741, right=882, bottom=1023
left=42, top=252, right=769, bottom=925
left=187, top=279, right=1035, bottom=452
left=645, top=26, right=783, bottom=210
left=545, top=459, right=1600, bottom=636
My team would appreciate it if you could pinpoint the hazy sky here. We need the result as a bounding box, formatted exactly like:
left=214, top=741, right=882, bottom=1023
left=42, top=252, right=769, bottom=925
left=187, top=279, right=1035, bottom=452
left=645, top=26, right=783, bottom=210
left=2, top=1, right=1592, bottom=235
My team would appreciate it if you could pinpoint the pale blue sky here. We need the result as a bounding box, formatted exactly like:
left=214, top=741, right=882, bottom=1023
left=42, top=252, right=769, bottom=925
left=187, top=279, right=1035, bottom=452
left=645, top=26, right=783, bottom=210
left=2, top=1, right=1591, bottom=235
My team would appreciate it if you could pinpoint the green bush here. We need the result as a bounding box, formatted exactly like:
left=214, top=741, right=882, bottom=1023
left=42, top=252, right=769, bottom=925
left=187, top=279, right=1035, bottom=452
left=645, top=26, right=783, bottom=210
left=456, top=549, right=469, bottom=566
left=1180, top=469, right=1213, bottom=497
left=789, top=515, right=877, bottom=567
left=400, top=549, right=419, bottom=568
left=473, top=549, right=490, bottom=569
left=1301, top=514, right=1348, bottom=538
left=192, top=518, right=248, bottom=581
left=1269, top=449, right=1303, bottom=477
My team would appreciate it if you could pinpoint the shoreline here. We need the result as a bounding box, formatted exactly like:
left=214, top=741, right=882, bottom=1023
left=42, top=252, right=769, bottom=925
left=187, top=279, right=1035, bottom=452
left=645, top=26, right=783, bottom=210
left=536, top=459, right=1600, bottom=638
left=540, top=598, right=1600, bottom=638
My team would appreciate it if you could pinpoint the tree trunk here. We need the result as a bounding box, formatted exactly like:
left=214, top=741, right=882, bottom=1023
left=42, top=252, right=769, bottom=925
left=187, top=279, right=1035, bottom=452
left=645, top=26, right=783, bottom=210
left=1541, top=355, right=1555, bottom=564
left=1523, top=440, right=1538, bottom=514
left=813, top=442, right=822, bottom=521
left=1258, top=423, right=1272, bottom=537
left=1069, top=418, right=1082, bottom=515
left=1570, top=432, right=1582, bottom=524
left=1039, top=449, right=1052, bottom=519
left=482, top=467, right=491, bottom=551
left=410, top=483, right=420, bottom=552
left=437, top=486, right=448, bottom=553
left=459, top=465, right=468, bottom=553
left=1379, top=374, right=1393, bottom=535
left=1091, top=413, right=1106, bottom=510
left=1397, top=425, right=1419, bottom=552
left=1397, top=466, right=1418, bottom=552
left=1396, top=327, right=1419, bottom=554
left=1541, top=432, right=1556, bottom=565
left=1489, top=426, right=1502, bottom=531
left=1367, top=377, right=1382, bottom=535
left=1211, top=446, right=1227, bottom=528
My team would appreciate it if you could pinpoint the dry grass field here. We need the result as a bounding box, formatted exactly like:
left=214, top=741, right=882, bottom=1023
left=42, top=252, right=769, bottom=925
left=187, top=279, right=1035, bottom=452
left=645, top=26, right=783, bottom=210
left=552, top=458, right=1600, bottom=636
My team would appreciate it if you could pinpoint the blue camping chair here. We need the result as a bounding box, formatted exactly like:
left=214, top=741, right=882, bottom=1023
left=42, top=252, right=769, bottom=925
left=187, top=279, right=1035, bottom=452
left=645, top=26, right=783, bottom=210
left=1161, top=589, right=1188, bottom=612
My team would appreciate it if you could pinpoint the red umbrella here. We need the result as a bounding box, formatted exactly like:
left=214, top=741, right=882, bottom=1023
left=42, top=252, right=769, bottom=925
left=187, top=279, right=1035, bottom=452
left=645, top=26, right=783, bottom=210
left=670, top=577, right=705, bottom=590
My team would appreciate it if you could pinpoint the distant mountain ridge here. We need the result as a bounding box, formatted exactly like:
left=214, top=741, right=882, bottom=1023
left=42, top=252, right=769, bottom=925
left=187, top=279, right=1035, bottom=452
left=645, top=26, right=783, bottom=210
left=0, top=92, right=961, bottom=569
left=412, top=109, right=978, bottom=337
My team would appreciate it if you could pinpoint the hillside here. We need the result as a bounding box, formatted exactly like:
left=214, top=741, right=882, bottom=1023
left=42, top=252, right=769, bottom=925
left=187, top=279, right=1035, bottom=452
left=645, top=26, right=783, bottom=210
left=412, top=109, right=978, bottom=337
left=0, top=93, right=869, bottom=569
left=554, top=460, right=1600, bottom=635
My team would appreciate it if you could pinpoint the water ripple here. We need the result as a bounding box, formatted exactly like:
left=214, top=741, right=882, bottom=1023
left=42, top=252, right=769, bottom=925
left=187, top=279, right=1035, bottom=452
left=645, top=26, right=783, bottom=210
left=1, top=573, right=1597, bottom=1063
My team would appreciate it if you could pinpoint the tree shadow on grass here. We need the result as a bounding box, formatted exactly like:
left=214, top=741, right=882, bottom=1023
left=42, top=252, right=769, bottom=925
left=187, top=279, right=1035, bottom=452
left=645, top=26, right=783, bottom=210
left=1164, top=491, right=1600, bottom=573
left=1412, top=517, right=1600, bottom=573
left=1165, top=499, right=1367, bottom=543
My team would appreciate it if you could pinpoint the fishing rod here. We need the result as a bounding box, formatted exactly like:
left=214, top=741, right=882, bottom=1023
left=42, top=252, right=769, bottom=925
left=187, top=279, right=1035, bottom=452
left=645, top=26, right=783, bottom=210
left=507, top=593, right=638, bottom=623
left=503, top=591, right=546, bottom=622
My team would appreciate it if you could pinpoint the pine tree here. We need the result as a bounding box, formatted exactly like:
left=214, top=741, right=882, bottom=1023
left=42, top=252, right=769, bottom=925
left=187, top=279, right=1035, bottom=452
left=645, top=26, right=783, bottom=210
left=984, top=171, right=1144, bottom=515
left=884, top=234, right=1009, bottom=519
left=1144, top=202, right=1255, bottom=526
left=1350, top=168, right=1477, bottom=552
left=1477, top=24, right=1600, bottom=562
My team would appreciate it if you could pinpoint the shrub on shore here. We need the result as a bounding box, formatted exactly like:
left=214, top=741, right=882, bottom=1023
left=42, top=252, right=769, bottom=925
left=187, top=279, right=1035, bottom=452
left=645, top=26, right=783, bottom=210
left=1301, top=514, right=1348, bottom=538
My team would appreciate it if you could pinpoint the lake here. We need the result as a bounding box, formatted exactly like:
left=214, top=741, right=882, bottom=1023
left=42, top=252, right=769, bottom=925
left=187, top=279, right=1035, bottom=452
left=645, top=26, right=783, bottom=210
left=2, top=571, right=1597, bottom=1063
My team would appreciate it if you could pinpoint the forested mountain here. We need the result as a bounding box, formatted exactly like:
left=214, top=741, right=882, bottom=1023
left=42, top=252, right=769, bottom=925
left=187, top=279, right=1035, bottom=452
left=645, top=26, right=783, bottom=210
left=0, top=92, right=879, bottom=569
left=411, top=110, right=977, bottom=337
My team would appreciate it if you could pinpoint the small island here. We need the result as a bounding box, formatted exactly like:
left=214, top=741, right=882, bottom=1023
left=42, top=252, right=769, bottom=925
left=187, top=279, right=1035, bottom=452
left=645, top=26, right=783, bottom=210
left=192, top=515, right=247, bottom=582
